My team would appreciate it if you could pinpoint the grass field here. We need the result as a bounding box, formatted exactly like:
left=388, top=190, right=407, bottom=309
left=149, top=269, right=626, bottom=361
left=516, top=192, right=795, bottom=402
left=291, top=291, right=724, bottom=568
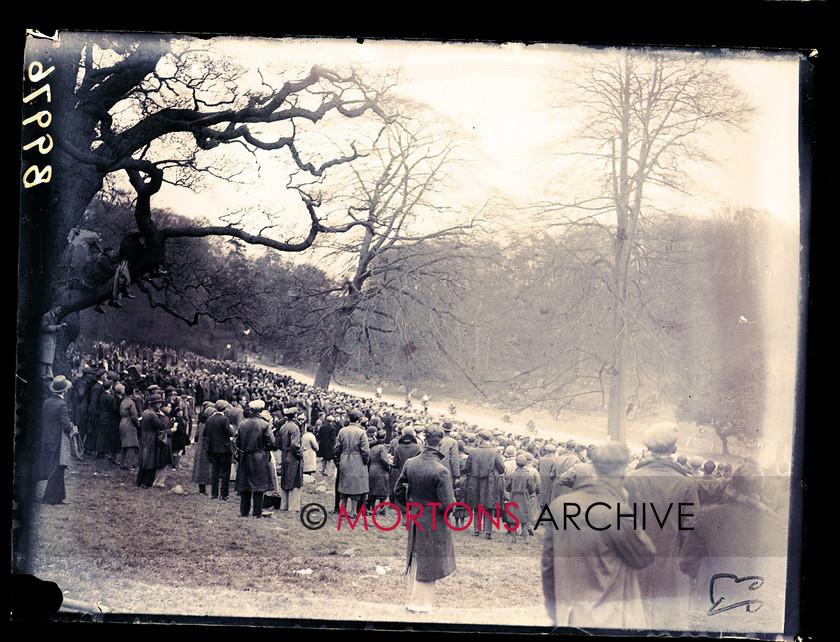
left=23, top=446, right=554, bottom=628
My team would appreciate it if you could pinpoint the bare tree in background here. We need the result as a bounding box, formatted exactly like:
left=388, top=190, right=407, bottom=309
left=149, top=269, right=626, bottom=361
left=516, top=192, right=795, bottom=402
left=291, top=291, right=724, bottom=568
left=284, top=103, right=483, bottom=390
left=538, top=48, right=756, bottom=442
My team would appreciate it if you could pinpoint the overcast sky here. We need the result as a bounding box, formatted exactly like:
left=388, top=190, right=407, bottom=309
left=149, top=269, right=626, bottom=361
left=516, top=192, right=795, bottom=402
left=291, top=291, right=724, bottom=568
left=161, top=37, right=803, bottom=232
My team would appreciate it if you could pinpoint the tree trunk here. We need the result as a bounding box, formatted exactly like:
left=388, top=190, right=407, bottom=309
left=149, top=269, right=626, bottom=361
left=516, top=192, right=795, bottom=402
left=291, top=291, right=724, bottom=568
left=313, top=344, right=340, bottom=390
left=606, top=310, right=629, bottom=443
left=313, top=309, right=355, bottom=390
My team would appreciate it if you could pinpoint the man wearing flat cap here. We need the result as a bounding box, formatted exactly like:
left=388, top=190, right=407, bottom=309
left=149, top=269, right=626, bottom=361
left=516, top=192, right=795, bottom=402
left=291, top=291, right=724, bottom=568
left=542, top=442, right=656, bottom=629
left=624, top=422, right=699, bottom=630
left=275, top=406, right=304, bottom=512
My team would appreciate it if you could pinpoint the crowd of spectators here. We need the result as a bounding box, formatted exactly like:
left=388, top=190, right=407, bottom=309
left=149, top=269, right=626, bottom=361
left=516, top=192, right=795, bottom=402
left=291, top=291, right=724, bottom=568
left=46, top=339, right=790, bottom=631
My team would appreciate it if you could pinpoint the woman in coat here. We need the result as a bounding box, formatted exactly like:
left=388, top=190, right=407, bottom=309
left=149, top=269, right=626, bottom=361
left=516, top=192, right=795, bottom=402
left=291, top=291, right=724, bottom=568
left=504, top=453, right=537, bottom=543
left=301, top=424, right=319, bottom=478
left=136, top=392, right=170, bottom=488
left=117, top=382, right=140, bottom=470
left=462, top=430, right=506, bottom=539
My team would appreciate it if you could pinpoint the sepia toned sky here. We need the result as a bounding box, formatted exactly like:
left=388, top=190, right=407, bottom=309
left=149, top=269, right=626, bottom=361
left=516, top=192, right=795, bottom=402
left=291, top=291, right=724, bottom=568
left=160, top=37, right=803, bottom=232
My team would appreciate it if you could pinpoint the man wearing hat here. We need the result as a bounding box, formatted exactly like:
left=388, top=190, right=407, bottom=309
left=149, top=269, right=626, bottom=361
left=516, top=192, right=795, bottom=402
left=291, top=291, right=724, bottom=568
left=624, top=421, right=699, bottom=630
left=39, top=376, right=75, bottom=504
left=136, top=392, right=170, bottom=488
left=461, top=429, right=506, bottom=539
left=316, top=414, right=339, bottom=478
left=541, top=442, right=656, bottom=629
left=394, top=424, right=456, bottom=614
left=39, top=306, right=67, bottom=383
left=333, top=408, right=370, bottom=517
left=233, top=400, right=275, bottom=518
left=439, top=422, right=461, bottom=485
left=204, top=400, right=235, bottom=500
left=275, top=406, right=304, bottom=512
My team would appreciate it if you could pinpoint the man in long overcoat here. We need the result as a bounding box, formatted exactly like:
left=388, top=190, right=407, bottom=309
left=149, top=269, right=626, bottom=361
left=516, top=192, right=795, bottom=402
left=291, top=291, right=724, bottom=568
left=275, top=410, right=304, bottom=512
left=366, top=429, right=393, bottom=512
left=234, top=402, right=275, bottom=518
left=135, top=392, right=169, bottom=488
left=462, top=430, right=506, bottom=539
left=394, top=424, right=456, bottom=614
left=541, top=442, right=657, bottom=629
left=439, top=422, right=461, bottom=484
left=390, top=427, right=422, bottom=503
left=40, top=375, right=74, bottom=504
left=333, top=407, right=370, bottom=517
left=623, top=422, right=699, bottom=631
left=316, top=414, right=339, bottom=477
left=204, top=400, right=234, bottom=500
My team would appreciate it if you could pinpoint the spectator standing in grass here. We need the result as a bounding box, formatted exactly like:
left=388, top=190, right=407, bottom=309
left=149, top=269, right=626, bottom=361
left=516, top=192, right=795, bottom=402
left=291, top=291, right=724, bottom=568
left=234, top=400, right=275, bottom=518
left=394, top=424, right=456, bottom=614
left=204, top=400, right=234, bottom=501
left=39, top=376, right=75, bottom=505
left=117, top=382, right=140, bottom=470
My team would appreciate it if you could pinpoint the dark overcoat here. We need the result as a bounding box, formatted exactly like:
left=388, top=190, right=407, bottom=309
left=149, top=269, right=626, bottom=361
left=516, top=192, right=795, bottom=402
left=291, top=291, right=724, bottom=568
left=390, top=435, right=422, bottom=494
left=234, top=416, right=275, bottom=492
left=137, top=407, right=170, bottom=469
left=84, top=380, right=104, bottom=448
left=316, top=420, right=339, bottom=460
left=204, top=411, right=234, bottom=454
left=367, top=443, right=392, bottom=498
left=275, top=419, right=303, bottom=491
left=394, top=446, right=457, bottom=582
left=40, top=394, right=73, bottom=480
left=462, top=444, right=505, bottom=508
left=623, top=456, right=700, bottom=630
left=95, top=390, right=121, bottom=454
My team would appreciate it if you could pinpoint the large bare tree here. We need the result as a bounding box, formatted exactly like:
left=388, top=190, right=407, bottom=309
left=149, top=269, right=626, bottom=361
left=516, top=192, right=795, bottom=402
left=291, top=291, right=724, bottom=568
left=22, top=32, right=395, bottom=325
left=537, top=48, right=756, bottom=442
left=280, top=103, right=483, bottom=390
